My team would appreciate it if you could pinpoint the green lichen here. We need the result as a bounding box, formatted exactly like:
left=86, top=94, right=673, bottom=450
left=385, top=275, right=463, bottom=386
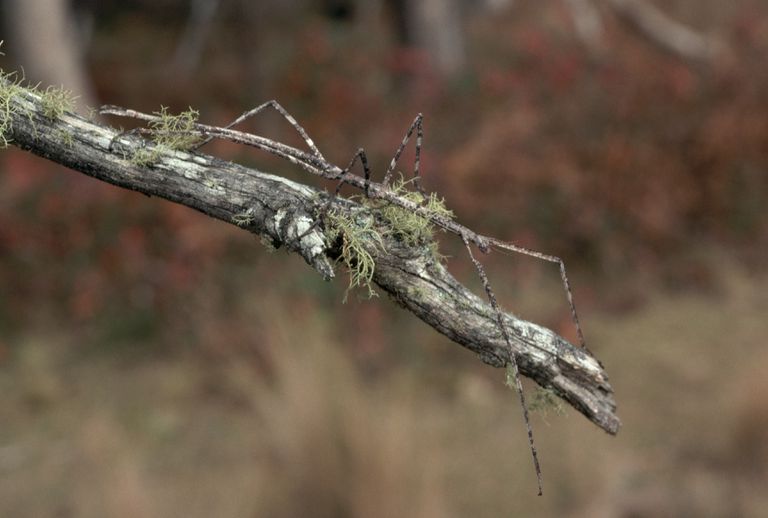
left=126, top=107, right=203, bottom=166
left=529, top=387, right=567, bottom=417
left=504, top=363, right=516, bottom=390
left=54, top=128, right=74, bottom=148
left=407, top=283, right=428, bottom=300
left=325, top=208, right=384, bottom=301
left=39, top=85, right=77, bottom=119
left=86, top=106, right=99, bottom=121
left=366, top=176, right=454, bottom=248
left=322, top=178, right=453, bottom=300
left=129, top=145, right=164, bottom=167
left=1, top=49, right=76, bottom=144
left=428, top=239, right=450, bottom=264
left=505, top=366, right=568, bottom=418
left=0, top=70, right=25, bottom=147
left=148, top=106, right=203, bottom=151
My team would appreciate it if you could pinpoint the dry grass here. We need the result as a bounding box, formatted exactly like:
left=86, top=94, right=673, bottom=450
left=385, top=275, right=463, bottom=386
left=1, top=261, right=767, bottom=516
left=246, top=310, right=448, bottom=517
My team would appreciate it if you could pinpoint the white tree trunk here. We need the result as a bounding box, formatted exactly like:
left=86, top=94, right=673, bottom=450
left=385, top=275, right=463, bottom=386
left=4, top=0, right=97, bottom=112
left=409, top=0, right=467, bottom=77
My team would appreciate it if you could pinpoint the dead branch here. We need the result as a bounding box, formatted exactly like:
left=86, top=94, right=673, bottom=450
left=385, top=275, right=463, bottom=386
left=2, top=79, right=620, bottom=435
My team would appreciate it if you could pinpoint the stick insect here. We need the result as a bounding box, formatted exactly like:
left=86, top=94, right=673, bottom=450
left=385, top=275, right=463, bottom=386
left=100, top=101, right=587, bottom=495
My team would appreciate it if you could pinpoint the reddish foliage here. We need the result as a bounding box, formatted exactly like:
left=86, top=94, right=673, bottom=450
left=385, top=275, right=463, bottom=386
left=2, top=1, right=768, bottom=343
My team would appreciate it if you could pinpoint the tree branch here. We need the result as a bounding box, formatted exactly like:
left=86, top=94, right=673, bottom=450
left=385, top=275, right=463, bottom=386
left=2, top=81, right=620, bottom=434
left=608, top=0, right=724, bottom=63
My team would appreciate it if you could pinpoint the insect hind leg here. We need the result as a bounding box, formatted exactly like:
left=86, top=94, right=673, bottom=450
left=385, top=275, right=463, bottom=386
left=462, top=235, right=543, bottom=495
left=488, top=237, right=587, bottom=348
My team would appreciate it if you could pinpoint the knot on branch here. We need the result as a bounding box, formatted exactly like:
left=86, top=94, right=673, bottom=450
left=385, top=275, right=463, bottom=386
left=267, top=206, right=334, bottom=280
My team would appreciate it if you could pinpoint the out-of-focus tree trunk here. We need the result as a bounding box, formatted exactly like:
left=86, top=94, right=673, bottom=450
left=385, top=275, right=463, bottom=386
left=565, top=0, right=605, bottom=56
left=561, top=0, right=725, bottom=64
left=172, top=0, right=222, bottom=75
left=4, top=0, right=97, bottom=112
left=388, top=0, right=467, bottom=77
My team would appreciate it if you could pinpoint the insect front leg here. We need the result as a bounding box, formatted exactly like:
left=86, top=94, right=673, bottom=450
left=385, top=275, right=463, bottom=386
left=383, top=113, right=425, bottom=196
left=194, top=100, right=325, bottom=161
left=296, top=148, right=371, bottom=240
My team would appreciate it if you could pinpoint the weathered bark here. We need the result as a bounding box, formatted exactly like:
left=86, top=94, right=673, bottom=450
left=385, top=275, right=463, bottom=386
left=2, top=81, right=620, bottom=435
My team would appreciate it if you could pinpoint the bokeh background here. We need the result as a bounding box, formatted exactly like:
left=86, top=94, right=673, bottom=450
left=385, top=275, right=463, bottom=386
left=1, top=1, right=767, bottom=516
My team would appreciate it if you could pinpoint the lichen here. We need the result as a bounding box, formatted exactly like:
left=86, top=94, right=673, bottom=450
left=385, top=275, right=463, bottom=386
left=365, top=176, right=453, bottom=248
left=54, top=128, right=75, bottom=148
left=128, top=145, right=164, bottom=167
left=528, top=387, right=567, bottom=417
left=0, top=70, right=25, bottom=147
left=504, top=363, right=517, bottom=391
left=407, top=283, right=428, bottom=300
left=505, top=367, right=568, bottom=418
left=0, top=69, right=74, bottom=144
left=39, top=85, right=77, bottom=119
left=148, top=106, right=203, bottom=151
left=325, top=208, right=384, bottom=301
left=124, top=107, right=203, bottom=166
left=321, top=177, right=452, bottom=300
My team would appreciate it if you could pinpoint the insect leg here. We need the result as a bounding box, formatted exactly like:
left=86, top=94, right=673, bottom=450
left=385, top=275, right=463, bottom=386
left=488, top=238, right=586, bottom=349
left=383, top=113, right=425, bottom=196
left=296, top=148, right=371, bottom=240
left=462, top=235, right=543, bottom=496
left=331, top=148, right=370, bottom=199
left=194, top=100, right=325, bottom=161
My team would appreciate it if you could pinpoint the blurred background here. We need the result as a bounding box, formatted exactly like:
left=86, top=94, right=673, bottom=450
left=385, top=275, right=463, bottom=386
left=1, top=0, right=767, bottom=516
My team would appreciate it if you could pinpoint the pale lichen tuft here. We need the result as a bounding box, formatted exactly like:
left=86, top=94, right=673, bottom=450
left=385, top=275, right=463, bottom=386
left=39, top=85, right=77, bottom=119
left=129, top=145, right=164, bottom=167
left=149, top=106, right=203, bottom=151
left=325, top=208, right=384, bottom=301
left=0, top=70, right=25, bottom=147
left=528, top=387, right=567, bottom=417
left=367, top=176, right=453, bottom=248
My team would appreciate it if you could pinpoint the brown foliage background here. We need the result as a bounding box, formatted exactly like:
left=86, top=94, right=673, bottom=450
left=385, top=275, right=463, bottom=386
left=1, top=1, right=767, bottom=516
